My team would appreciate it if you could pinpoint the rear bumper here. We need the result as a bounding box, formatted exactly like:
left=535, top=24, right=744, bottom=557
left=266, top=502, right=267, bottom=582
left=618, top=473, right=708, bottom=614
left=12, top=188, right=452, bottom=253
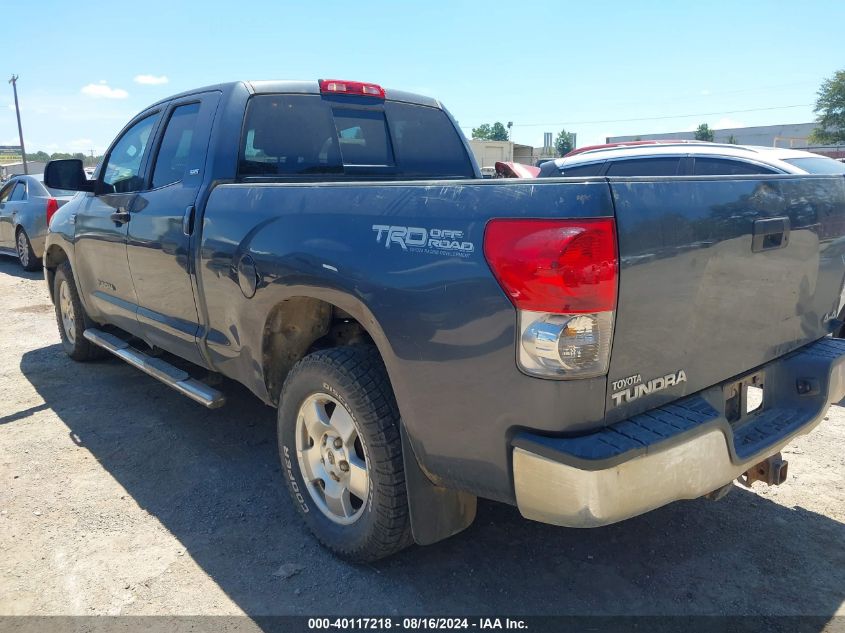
left=512, top=337, right=845, bottom=528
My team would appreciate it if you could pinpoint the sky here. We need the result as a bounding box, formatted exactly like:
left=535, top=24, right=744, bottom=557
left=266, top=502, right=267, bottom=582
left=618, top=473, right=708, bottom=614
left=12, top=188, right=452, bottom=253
left=2, top=0, right=843, bottom=155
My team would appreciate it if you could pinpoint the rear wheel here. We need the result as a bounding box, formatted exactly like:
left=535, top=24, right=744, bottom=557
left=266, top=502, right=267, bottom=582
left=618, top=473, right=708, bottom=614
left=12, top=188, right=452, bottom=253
left=277, top=346, right=411, bottom=561
left=53, top=262, right=104, bottom=361
left=16, top=229, right=39, bottom=272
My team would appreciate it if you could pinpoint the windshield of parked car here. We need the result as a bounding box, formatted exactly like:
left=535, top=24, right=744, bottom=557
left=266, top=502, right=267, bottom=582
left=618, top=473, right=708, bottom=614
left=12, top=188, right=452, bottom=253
left=783, top=157, right=845, bottom=174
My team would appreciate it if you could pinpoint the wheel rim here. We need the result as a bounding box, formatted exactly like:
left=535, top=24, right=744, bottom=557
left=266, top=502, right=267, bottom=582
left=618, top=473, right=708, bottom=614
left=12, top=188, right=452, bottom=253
left=17, top=232, right=28, bottom=267
left=58, top=280, right=76, bottom=344
left=295, top=392, right=370, bottom=525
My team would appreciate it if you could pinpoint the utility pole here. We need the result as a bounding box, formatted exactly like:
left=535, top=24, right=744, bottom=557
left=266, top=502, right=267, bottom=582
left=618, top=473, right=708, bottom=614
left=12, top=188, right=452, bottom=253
left=8, top=75, right=27, bottom=175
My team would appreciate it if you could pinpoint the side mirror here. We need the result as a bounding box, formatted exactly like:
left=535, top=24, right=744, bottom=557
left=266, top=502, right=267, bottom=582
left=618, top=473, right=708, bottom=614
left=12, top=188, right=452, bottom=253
left=44, top=159, right=95, bottom=193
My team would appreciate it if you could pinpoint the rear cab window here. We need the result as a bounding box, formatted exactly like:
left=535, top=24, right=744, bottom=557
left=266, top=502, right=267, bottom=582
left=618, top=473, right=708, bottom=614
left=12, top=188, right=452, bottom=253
left=238, top=94, right=474, bottom=180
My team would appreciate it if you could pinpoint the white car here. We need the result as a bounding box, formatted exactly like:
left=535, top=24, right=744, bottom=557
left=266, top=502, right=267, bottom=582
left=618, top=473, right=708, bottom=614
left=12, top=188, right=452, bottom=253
left=538, top=141, right=845, bottom=178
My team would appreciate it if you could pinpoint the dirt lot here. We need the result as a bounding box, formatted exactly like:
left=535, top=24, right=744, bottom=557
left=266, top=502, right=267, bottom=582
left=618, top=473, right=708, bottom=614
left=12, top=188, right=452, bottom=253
left=0, top=255, right=844, bottom=619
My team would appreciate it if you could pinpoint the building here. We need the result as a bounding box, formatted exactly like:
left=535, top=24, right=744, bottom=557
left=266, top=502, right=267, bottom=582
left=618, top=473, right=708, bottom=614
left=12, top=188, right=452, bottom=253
left=467, top=140, right=513, bottom=172
left=608, top=122, right=845, bottom=159
left=0, top=161, right=47, bottom=180
left=467, top=140, right=558, bottom=173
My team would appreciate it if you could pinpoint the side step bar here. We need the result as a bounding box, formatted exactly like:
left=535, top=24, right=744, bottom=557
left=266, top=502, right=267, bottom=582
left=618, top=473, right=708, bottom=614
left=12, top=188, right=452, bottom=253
left=83, top=328, right=226, bottom=409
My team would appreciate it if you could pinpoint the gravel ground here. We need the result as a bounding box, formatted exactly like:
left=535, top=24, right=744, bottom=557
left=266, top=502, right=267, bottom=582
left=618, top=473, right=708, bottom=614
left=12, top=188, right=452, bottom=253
left=0, top=255, right=843, bottom=618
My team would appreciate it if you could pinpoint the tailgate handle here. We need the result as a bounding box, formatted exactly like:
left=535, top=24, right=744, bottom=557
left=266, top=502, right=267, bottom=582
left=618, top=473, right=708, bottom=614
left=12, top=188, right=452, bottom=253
left=752, top=217, right=790, bottom=252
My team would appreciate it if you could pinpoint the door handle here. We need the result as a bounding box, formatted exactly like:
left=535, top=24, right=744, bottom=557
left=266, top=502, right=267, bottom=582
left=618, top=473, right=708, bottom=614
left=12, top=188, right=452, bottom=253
left=182, top=205, right=195, bottom=236
left=110, top=210, right=131, bottom=224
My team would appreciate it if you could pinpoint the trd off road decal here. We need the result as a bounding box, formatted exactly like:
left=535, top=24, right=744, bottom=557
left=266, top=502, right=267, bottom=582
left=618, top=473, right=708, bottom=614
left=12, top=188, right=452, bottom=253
left=372, top=224, right=474, bottom=257
left=611, top=370, right=687, bottom=407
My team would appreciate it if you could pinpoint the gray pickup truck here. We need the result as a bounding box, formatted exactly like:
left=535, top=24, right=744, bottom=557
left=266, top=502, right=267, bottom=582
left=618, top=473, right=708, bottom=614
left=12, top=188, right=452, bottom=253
left=43, top=79, right=845, bottom=561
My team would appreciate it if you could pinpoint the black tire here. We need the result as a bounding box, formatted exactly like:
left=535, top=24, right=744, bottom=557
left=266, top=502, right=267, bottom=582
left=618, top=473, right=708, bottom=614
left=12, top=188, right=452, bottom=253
left=16, top=228, right=40, bottom=272
left=277, top=345, right=412, bottom=562
left=53, top=262, right=104, bottom=361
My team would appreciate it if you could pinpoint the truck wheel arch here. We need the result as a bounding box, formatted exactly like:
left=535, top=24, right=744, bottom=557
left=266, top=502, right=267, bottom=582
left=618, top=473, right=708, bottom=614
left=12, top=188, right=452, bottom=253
left=260, top=294, right=398, bottom=407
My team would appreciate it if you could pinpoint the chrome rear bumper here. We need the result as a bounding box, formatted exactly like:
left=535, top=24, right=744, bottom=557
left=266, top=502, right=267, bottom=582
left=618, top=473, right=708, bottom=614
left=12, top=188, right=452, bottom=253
left=512, top=337, right=845, bottom=528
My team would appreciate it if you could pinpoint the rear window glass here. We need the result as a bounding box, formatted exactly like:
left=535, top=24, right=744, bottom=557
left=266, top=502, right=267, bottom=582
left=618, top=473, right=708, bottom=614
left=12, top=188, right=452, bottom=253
left=239, top=94, right=473, bottom=179
left=783, top=157, right=845, bottom=175
left=606, top=157, right=680, bottom=176
left=333, top=109, right=394, bottom=166
left=26, top=179, right=47, bottom=197
left=46, top=187, right=75, bottom=196
left=384, top=101, right=474, bottom=177
left=694, top=158, right=777, bottom=176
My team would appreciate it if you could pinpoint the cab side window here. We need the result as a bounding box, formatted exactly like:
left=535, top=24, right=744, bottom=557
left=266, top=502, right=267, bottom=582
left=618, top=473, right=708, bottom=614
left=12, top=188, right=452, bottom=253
left=151, top=102, right=201, bottom=189
left=605, top=157, right=681, bottom=176
left=102, top=113, right=160, bottom=194
left=560, top=162, right=605, bottom=177
left=0, top=181, right=15, bottom=203
left=693, top=158, right=778, bottom=176
left=9, top=181, right=26, bottom=201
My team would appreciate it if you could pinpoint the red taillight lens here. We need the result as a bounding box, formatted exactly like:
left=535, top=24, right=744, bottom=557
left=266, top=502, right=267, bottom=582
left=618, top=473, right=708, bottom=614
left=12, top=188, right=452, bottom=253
left=319, top=79, right=386, bottom=99
left=46, top=198, right=59, bottom=226
left=483, top=218, right=618, bottom=314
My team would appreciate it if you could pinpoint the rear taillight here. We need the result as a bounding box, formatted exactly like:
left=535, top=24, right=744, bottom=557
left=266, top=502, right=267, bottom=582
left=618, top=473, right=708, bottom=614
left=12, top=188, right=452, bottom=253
left=45, top=198, right=59, bottom=226
left=319, top=79, right=385, bottom=99
left=484, top=218, right=618, bottom=379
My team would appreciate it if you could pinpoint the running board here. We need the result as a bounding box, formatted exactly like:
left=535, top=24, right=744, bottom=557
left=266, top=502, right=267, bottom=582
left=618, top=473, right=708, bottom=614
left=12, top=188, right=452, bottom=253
left=83, top=328, right=226, bottom=409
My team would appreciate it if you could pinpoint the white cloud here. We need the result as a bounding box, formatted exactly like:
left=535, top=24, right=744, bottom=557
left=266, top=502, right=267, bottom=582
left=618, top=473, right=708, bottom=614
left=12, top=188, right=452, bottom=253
left=134, top=74, right=169, bottom=85
left=81, top=82, right=128, bottom=99
left=68, top=138, right=95, bottom=151
left=714, top=117, right=746, bottom=130
left=700, top=89, right=711, bottom=96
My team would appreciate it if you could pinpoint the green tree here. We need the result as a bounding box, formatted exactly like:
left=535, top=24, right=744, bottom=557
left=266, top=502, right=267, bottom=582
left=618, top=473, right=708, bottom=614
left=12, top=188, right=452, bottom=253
left=28, top=150, right=51, bottom=162
left=554, top=128, right=575, bottom=156
left=471, top=123, right=491, bottom=139
left=694, top=124, right=714, bottom=142
left=809, top=69, right=845, bottom=144
left=726, top=134, right=739, bottom=144
left=471, top=122, right=509, bottom=141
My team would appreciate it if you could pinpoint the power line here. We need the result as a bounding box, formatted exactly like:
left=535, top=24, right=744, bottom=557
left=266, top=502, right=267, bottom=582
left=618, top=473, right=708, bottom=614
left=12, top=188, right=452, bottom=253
left=469, top=81, right=817, bottom=119
left=459, top=103, right=814, bottom=130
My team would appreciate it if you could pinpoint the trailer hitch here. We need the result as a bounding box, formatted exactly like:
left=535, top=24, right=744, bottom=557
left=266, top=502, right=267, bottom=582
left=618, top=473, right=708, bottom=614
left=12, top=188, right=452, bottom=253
left=738, top=452, right=789, bottom=488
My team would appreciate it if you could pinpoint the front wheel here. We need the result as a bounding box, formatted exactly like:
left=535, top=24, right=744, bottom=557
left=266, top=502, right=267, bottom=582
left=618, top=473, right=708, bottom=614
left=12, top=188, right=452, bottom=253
left=277, top=346, right=411, bottom=561
left=16, top=229, right=39, bottom=272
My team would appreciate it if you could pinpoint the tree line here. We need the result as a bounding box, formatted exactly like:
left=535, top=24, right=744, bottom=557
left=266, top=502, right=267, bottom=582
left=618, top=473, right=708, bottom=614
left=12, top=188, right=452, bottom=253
left=24, top=151, right=102, bottom=167
left=472, top=122, right=575, bottom=157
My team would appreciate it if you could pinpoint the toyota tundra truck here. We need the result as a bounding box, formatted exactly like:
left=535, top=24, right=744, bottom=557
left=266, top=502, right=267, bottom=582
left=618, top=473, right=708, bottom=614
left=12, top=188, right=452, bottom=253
left=42, top=79, right=845, bottom=561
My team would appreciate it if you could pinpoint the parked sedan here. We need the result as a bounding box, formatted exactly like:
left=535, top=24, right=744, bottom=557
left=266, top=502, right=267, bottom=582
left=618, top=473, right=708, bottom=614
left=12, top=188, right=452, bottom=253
left=538, top=142, right=845, bottom=178
left=0, top=174, right=75, bottom=270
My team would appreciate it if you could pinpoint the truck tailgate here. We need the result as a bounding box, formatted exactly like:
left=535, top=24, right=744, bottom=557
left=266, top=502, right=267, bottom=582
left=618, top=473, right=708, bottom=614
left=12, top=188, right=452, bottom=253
left=607, top=175, right=845, bottom=422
